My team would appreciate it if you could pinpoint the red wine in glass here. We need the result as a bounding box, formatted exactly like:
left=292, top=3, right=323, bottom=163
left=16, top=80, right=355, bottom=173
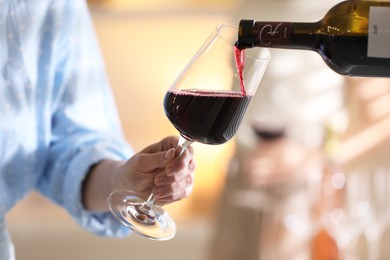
left=164, top=89, right=252, bottom=145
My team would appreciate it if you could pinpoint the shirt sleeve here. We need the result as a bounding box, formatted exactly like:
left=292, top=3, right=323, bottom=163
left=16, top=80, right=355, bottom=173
left=36, top=1, right=132, bottom=237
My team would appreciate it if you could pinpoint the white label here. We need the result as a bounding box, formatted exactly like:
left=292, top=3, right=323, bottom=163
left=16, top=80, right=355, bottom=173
left=368, top=6, right=390, bottom=58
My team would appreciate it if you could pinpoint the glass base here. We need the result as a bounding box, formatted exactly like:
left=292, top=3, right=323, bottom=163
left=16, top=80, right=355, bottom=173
left=108, top=190, right=176, bottom=241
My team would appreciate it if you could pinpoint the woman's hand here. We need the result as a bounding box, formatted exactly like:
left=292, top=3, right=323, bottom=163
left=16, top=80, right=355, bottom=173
left=83, top=136, right=196, bottom=211
left=116, top=136, right=195, bottom=204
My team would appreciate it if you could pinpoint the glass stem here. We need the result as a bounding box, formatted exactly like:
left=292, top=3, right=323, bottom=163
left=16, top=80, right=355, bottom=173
left=144, top=193, right=155, bottom=208
left=177, top=135, right=193, bottom=156
left=138, top=193, right=155, bottom=217
left=140, top=136, right=193, bottom=212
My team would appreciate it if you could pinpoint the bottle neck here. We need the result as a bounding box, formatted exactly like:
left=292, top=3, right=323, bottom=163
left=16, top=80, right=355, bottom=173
left=237, top=20, right=321, bottom=51
left=290, top=22, right=322, bottom=50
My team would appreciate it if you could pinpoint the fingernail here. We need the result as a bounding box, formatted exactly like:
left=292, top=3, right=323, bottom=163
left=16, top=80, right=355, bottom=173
left=188, top=160, right=195, bottom=171
left=163, top=148, right=175, bottom=160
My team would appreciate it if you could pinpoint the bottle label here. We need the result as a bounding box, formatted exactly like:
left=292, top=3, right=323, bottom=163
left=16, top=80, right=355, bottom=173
left=368, top=7, right=390, bottom=58
left=253, top=22, right=292, bottom=46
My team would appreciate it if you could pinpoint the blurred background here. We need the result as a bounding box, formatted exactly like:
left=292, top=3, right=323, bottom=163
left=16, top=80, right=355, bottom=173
left=6, top=0, right=390, bottom=259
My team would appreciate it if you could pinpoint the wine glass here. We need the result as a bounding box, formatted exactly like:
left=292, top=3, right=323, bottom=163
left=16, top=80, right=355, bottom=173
left=108, top=24, right=270, bottom=240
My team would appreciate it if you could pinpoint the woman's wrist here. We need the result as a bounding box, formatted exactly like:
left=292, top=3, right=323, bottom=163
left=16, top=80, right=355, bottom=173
left=82, top=159, right=125, bottom=212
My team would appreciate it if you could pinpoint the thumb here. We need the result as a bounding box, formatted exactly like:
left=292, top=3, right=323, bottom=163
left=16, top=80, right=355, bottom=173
left=163, top=147, right=176, bottom=161
left=134, top=148, right=176, bottom=173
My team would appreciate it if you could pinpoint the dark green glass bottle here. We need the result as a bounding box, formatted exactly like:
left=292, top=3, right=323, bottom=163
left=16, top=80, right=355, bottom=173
left=237, top=0, right=390, bottom=77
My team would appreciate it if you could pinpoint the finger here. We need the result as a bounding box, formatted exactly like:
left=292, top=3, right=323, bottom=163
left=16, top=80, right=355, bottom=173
left=154, top=160, right=196, bottom=186
left=166, top=148, right=195, bottom=176
left=153, top=171, right=195, bottom=200
left=132, top=148, right=176, bottom=173
left=175, top=140, right=193, bottom=157
left=141, top=136, right=179, bottom=154
left=182, top=145, right=195, bottom=157
left=156, top=185, right=194, bottom=205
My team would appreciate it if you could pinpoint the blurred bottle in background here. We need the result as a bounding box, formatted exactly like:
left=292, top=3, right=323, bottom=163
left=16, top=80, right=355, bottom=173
left=310, top=121, right=346, bottom=260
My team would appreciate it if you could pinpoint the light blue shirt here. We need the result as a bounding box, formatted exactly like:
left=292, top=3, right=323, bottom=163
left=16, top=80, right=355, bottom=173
left=0, top=0, right=133, bottom=237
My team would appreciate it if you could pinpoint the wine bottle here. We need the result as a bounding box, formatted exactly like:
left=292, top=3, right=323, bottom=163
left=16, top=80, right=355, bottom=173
left=236, top=0, right=390, bottom=77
